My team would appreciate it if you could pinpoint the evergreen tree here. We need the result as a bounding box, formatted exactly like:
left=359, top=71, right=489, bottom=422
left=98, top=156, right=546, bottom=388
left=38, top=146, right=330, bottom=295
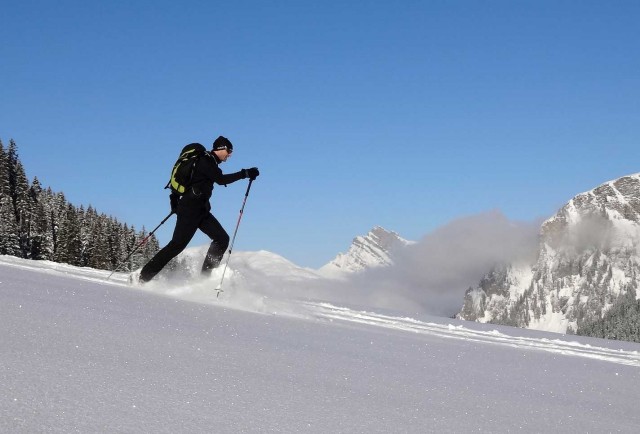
left=128, top=226, right=159, bottom=271
left=105, top=219, right=124, bottom=270
left=577, top=288, right=640, bottom=343
left=55, top=203, right=83, bottom=265
left=88, top=215, right=110, bottom=269
left=80, top=205, right=97, bottom=267
left=0, top=140, right=20, bottom=255
left=49, top=192, right=68, bottom=257
left=7, top=140, right=32, bottom=256
left=27, top=177, right=54, bottom=260
left=143, top=230, right=160, bottom=267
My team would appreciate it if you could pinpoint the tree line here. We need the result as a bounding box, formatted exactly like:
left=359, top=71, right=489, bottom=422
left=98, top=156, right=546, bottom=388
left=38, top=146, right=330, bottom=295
left=576, top=287, right=640, bottom=342
left=0, top=139, right=159, bottom=271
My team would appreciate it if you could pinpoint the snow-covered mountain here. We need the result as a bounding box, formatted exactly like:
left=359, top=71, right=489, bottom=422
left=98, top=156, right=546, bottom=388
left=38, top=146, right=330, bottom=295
left=458, top=173, right=640, bottom=335
left=318, top=226, right=412, bottom=277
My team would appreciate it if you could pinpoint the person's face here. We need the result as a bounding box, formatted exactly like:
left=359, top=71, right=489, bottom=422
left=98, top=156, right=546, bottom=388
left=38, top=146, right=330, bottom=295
left=215, top=148, right=232, bottom=162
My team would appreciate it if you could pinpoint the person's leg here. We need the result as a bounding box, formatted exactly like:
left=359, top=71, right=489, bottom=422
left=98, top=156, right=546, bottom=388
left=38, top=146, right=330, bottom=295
left=199, top=213, right=230, bottom=275
left=140, top=212, right=200, bottom=282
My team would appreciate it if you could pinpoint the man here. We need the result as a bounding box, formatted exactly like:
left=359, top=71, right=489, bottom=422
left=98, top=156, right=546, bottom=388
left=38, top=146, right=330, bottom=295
left=135, top=136, right=259, bottom=283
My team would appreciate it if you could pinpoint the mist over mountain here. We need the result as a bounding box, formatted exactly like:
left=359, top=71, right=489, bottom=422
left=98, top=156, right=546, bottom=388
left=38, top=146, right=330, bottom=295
left=458, top=173, right=640, bottom=341
left=338, top=211, right=540, bottom=316
left=235, top=214, right=538, bottom=318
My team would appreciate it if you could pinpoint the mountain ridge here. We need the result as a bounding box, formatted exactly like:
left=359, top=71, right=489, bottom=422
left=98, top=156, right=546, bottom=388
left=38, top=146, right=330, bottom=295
left=458, top=173, right=640, bottom=338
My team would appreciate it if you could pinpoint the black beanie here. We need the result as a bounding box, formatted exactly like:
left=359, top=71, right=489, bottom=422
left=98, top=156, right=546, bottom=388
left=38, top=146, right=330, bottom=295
left=212, top=136, right=233, bottom=152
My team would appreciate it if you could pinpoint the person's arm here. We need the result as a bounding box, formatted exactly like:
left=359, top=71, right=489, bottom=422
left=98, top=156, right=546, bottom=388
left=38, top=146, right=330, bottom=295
left=216, top=170, right=245, bottom=186
left=216, top=168, right=260, bottom=186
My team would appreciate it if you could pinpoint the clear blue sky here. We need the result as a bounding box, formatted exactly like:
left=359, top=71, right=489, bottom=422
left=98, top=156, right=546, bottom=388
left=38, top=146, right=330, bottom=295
left=2, top=0, right=639, bottom=268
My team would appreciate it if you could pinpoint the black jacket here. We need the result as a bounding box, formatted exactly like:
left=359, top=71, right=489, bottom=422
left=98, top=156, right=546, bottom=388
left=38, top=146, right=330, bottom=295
left=180, top=151, right=244, bottom=212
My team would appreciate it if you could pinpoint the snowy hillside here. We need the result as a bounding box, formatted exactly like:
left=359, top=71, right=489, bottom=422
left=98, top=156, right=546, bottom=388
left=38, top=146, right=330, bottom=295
left=2, top=255, right=640, bottom=432
left=458, top=173, right=640, bottom=335
left=319, top=226, right=412, bottom=277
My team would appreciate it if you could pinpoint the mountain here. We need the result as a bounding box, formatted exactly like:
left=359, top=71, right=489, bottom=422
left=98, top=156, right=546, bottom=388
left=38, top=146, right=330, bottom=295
left=458, top=173, right=640, bottom=338
left=318, top=226, right=412, bottom=277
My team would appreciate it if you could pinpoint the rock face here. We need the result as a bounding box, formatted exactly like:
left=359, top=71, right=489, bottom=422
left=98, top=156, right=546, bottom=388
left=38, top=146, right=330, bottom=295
left=319, top=226, right=412, bottom=276
left=458, top=174, right=640, bottom=334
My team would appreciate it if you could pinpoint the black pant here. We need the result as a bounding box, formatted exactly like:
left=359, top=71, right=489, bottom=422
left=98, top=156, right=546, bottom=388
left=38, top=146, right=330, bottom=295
left=140, top=210, right=229, bottom=282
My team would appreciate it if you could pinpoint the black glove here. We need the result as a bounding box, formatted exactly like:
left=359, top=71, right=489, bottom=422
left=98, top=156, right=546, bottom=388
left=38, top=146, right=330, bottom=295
left=243, top=167, right=260, bottom=180
left=169, top=193, right=180, bottom=213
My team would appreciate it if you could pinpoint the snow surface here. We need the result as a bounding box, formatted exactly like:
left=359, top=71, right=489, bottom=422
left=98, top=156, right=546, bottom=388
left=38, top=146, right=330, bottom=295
left=2, top=254, right=640, bottom=433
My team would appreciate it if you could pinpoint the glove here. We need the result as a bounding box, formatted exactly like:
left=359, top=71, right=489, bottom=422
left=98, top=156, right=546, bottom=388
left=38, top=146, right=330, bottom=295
left=243, top=167, right=260, bottom=180
left=169, top=193, right=180, bottom=213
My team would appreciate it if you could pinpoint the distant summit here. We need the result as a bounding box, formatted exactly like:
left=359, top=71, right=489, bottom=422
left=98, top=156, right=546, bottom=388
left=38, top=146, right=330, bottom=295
left=319, top=226, right=412, bottom=277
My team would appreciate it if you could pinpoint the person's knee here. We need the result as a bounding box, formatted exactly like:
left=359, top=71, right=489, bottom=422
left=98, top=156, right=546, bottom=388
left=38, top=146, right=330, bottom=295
left=219, top=232, right=230, bottom=249
left=167, top=239, right=189, bottom=255
left=208, top=235, right=229, bottom=254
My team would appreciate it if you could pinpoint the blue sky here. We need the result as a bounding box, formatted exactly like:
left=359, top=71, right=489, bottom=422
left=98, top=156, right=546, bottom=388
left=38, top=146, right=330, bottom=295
left=2, top=0, right=639, bottom=268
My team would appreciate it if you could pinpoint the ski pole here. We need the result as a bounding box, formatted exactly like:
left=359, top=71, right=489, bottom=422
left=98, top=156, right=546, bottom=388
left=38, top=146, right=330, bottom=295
left=216, top=178, right=254, bottom=297
left=106, top=211, right=174, bottom=280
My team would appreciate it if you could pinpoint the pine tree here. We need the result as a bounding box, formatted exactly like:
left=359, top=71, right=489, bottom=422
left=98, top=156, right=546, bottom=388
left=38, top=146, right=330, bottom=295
left=55, top=203, right=83, bottom=266
left=143, top=230, right=160, bottom=267
left=7, top=140, right=32, bottom=256
left=80, top=205, right=96, bottom=267
left=88, top=215, right=110, bottom=269
left=27, top=177, right=54, bottom=259
left=0, top=140, right=20, bottom=255
left=49, top=192, right=68, bottom=257
left=105, top=219, right=123, bottom=270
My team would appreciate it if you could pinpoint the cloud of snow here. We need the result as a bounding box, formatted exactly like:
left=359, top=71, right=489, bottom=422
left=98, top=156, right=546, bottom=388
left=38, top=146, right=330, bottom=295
left=325, top=210, right=540, bottom=317
left=138, top=210, right=540, bottom=320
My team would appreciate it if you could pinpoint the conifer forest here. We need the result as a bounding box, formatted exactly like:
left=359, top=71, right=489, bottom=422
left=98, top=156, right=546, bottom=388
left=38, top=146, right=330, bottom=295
left=0, top=139, right=159, bottom=271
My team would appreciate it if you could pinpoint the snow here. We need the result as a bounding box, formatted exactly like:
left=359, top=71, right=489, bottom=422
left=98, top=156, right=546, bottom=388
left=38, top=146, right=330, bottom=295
left=527, top=311, right=571, bottom=334
left=2, top=255, right=640, bottom=432
left=507, top=263, right=534, bottom=301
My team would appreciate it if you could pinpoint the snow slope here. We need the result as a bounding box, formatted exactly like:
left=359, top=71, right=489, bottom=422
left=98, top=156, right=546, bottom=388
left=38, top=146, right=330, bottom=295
left=2, top=256, right=640, bottom=433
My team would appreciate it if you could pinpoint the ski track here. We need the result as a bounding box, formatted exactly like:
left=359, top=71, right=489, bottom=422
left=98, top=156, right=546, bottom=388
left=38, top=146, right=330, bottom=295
left=3, top=256, right=639, bottom=368
left=300, top=302, right=640, bottom=368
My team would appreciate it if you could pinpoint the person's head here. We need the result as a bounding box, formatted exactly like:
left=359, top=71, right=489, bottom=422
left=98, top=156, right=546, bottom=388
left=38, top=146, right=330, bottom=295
left=211, top=136, right=233, bottom=162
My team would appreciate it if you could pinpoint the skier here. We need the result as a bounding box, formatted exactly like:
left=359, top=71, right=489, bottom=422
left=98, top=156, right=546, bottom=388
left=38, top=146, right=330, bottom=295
left=133, top=136, right=259, bottom=284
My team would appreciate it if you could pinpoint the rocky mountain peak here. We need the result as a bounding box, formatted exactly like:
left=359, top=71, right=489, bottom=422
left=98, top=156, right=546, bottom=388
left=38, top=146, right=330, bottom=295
left=319, top=226, right=412, bottom=276
left=458, top=173, right=640, bottom=336
left=541, top=174, right=640, bottom=247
